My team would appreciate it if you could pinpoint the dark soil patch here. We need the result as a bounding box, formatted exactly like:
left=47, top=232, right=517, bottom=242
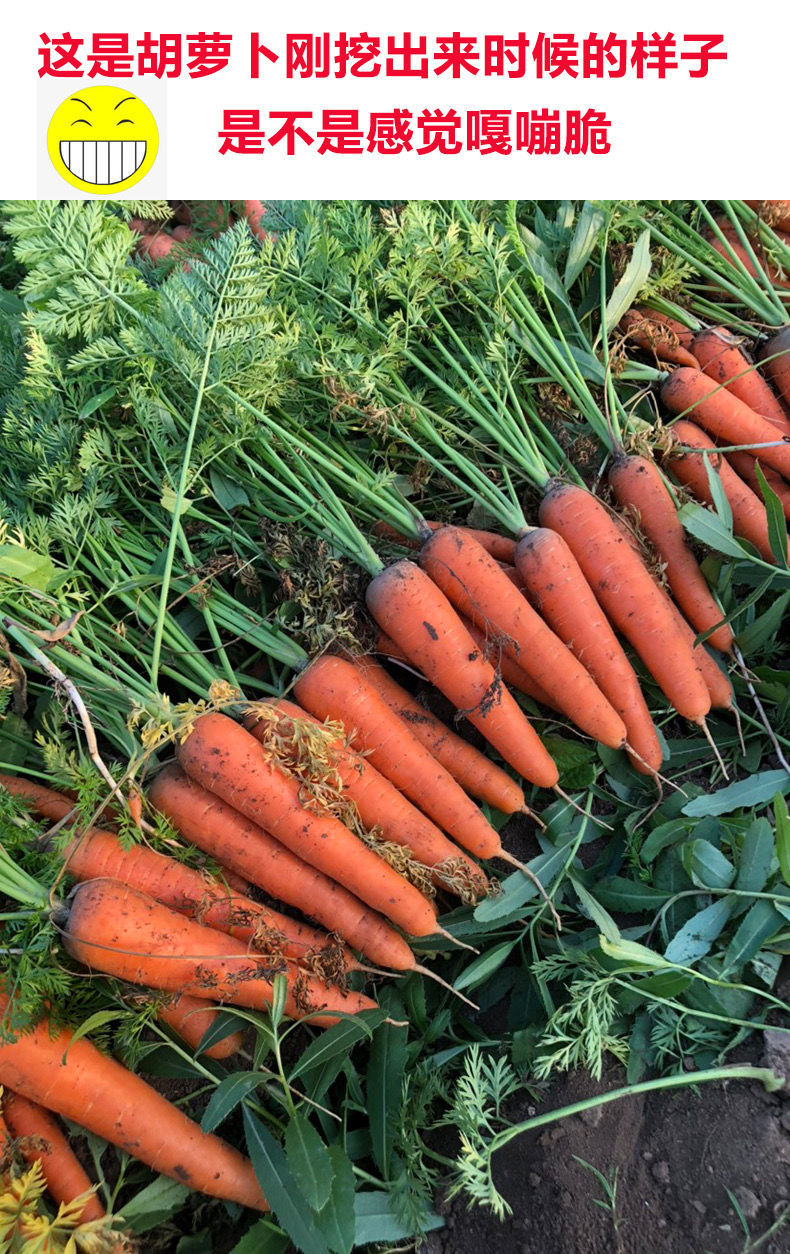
left=424, top=1049, right=790, bottom=1254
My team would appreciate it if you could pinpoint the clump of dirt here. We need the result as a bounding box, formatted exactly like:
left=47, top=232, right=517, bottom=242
left=424, top=1049, right=790, bottom=1254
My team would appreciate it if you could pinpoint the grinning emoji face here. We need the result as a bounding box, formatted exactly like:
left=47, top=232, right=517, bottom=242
left=47, top=85, right=158, bottom=193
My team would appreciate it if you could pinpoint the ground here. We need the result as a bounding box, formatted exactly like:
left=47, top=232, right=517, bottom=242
left=424, top=1046, right=790, bottom=1254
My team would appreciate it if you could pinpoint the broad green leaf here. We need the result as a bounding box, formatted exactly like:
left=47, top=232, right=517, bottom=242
left=703, top=453, right=733, bottom=530
left=678, top=503, right=751, bottom=560
left=664, top=898, right=733, bottom=964
left=195, top=1009, right=247, bottom=1057
left=604, top=228, right=651, bottom=331
left=79, top=385, right=116, bottom=419
left=564, top=203, right=606, bottom=288
left=0, top=713, right=32, bottom=768
left=736, top=592, right=790, bottom=654
left=243, top=1109, right=329, bottom=1254
left=0, top=545, right=56, bottom=592
left=775, top=794, right=790, bottom=887
left=754, top=462, right=789, bottom=568
left=617, top=970, right=692, bottom=1012
left=599, top=936, right=666, bottom=968
left=735, top=818, right=774, bottom=896
left=454, top=940, right=517, bottom=993
left=284, top=1113, right=334, bottom=1213
left=641, top=819, right=687, bottom=863
left=473, top=846, right=568, bottom=922
left=121, top=1176, right=191, bottom=1234
left=682, top=839, right=735, bottom=890
left=230, top=1224, right=290, bottom=1254
left=289, top=1011, right=384, bottom=1083
left=570, top=877, right=620, bottom=943
left=366, top=1014, right=407, bottom=1177
left=314, top=1145, right=355, bottom=1254
left=210, top=464, right=250, bottom=512
left=61, top=1010, right=125, bottom=1060
left=353, top=1192, right=443, bottom=1245
left=269, top=973, right=288, bottom=1030
left=540, top=736, right=597, bottom=790
left=683, top=770, right=790, bottom=817
left=201, top=1072, right=263, bottom=1133
left=722, top=901, right=784, bottom=974
left=592, top=877, right=670, bottom=913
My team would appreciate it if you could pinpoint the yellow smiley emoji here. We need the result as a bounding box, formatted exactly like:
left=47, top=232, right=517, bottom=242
left=47, top=85, right=158, bottom=193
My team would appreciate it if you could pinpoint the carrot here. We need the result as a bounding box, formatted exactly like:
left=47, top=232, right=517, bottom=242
left=241, top=199, right=267, bottom=240
left=176, top=714, right=439, bottom=938
left=514, top=522, right=664, bottom=775
left=725, top=450, right=790, bottom=521
left=539, top=483, right=711, bottom=724
left=745, top=201, right=790, bottom=232
left=759, top=328, right=790, bottom=409
left=137, top=233, right=175, bottom=262
left=620, top=307, right=699, bottom=368
left=0, top=773, right=343, bottom=969
left=156, top=994, right=244, bottom=1061
left=374, top=520, right=517, bottom=563
left=148, top=765, right=414, bottom=972
left=692, top=328, right=790, bottom=435
left=172, top=225, right=193, bottom=242
left=419, top=527, right=627, bottom=750
left=459, top=620, right=562, bottom=713
left=349, top=652, right=525, bottom=813
left=608, top=453, right=734, bottom=653
left=3, top=1090, right=105, bottom=1223
left=244, top=699, right=487, bottom=897
left=707, top=231, right=790, bottom=290
left=61, top=879, right=377, bottom=1027
left=666, top=420, right=789, bottom=565
left=0, top=994, right=268, bottom=1210
left=661, top=366, right=790, bottom=480
left=294, top=655, right=524, bottom=856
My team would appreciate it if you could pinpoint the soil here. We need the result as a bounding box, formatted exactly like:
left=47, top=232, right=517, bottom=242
left=424, top=1046, right=790, bottom=1254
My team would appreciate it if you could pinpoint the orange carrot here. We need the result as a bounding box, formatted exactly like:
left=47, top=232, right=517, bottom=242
left=539, top=484, right=711, bottom=724
left=3, top=1090, right=105, bottom=1222
left=241, top=199, right=267, bottom=240
left=374, top=520, right=517, bottom=563
left=365, top=558, right=559, bottom=788
left=514, top=522, right=664, bottom=775
left=692, top=328, right=790, bottom=435
left=725, top=450, right=790, bottom=521
left=61, top=880, right=377, bottom=1027
left=759, top=328, right=790, bottom=409
left=666, top=420, right=789, bottom=565
left=294, top=655, right=522, bottom=856
left=419, top=527, right=627, bottom=749
left=156, top=994, right=244, bottom=1061
left=0, top=774, right=343, bottom=968
left=244, top=699, right=487, bottom=896
left=349, top=653, right=525, bottom=813
left=661, top=366, right=790, bottom=480
left=608, top=453, right=734, bottom=652
left=137, top=233, right=175, bottom=262
left=707, top=225, right=790, bottom=289
left=620, top=307, right=699, bottom=368
left=0, top=995, right=268, bottom=1210
left=176, top=714, right=439, bottom=938
left=459, top=620, right=562, bottom=713
left=148, top=765, right=415, bottom=972
left=745, top=201, right=790, bottom=232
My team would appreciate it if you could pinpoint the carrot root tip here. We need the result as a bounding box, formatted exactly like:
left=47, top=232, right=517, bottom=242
left=413, top=965, right=479, bottom=1010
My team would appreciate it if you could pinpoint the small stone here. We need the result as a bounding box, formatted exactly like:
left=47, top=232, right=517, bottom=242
left=692, top=1200, right=706, bottom=1215
left=561, top=1190, right=572, bottom=1207
left=763, top=1030, right=790, bottom=1094
left=658, top=1219, right=667, bottom=1229
left=651, top=1160, right=671, bottom=1186
left=578, top=1104, right=604, bottom=1127
left=642, top=1150, right=654, bottom=1161
left=719, top=1225, right=732, bottom=1232
left=733, top=1187, right=761, bottom=1220
left=528, top=1173, right=542, bottom=1189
